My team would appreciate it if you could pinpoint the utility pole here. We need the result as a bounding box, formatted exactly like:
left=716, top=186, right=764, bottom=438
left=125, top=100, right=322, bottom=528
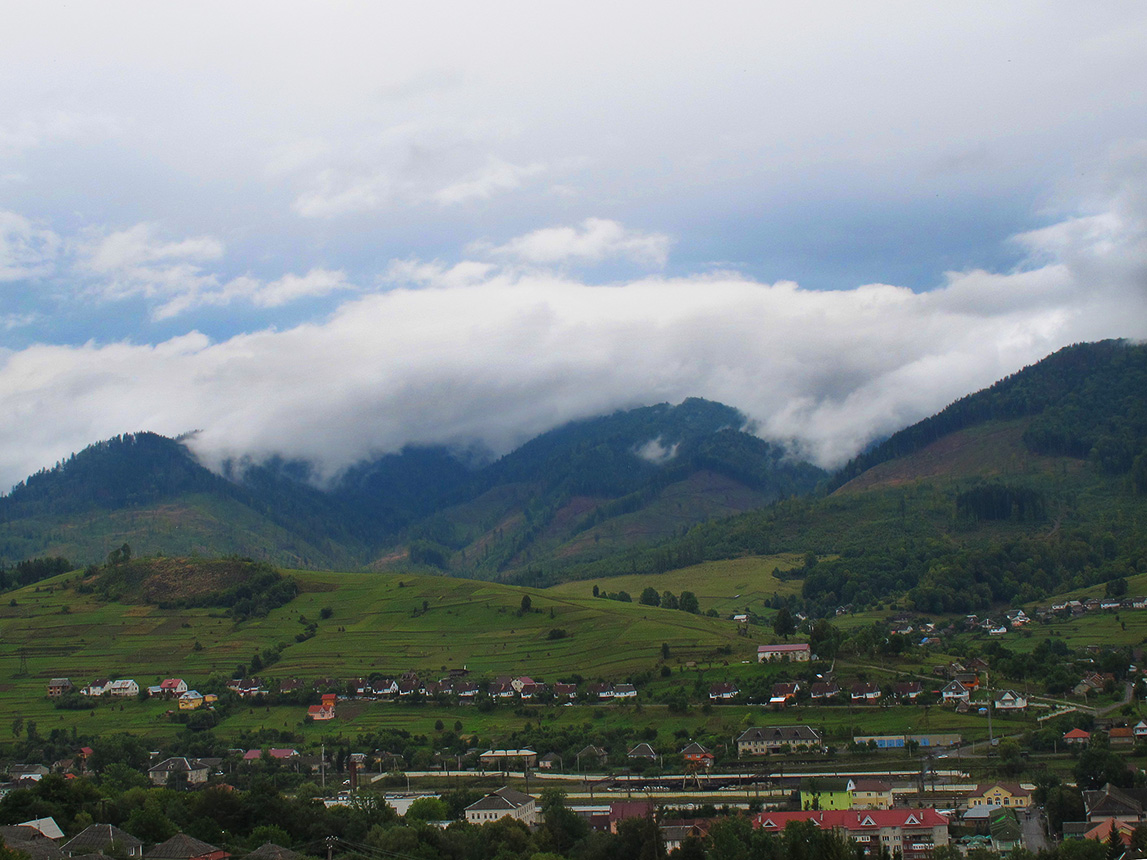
left=325, top=836, right=334, bottom=860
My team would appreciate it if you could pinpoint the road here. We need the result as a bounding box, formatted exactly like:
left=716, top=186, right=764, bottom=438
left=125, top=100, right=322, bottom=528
left=1021, top=807, right=1050, bottom=853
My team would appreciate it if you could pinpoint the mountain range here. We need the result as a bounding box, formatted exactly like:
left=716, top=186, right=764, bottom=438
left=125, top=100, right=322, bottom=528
left=2, top=339, right=1144, bottom=605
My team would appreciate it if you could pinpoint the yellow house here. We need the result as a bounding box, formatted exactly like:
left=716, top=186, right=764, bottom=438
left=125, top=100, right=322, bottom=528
left=178, top=690, right=204, bottom=710
left=969, top=783, right=1032, bottom=809
left=852, top=779, right=894, bottom=809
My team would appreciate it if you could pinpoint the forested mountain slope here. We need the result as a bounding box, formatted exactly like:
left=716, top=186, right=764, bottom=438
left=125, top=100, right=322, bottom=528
left=544, top=341, right=1147, bottom=615
left=0, top=399, right=825, bottom=575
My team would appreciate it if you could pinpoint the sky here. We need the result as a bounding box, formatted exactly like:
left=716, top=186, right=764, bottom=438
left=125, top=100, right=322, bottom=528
left=2, top=2, right=1147, bottom=490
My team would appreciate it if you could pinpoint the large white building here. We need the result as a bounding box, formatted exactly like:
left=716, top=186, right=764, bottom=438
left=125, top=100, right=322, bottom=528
left=464, top=787, right=538, bottom=826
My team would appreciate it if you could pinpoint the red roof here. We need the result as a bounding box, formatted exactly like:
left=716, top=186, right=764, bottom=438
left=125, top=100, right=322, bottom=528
left=758, top=643, right=810, bottom=652
left=754, top=809, right=948, bottom=833
left=1064, top=728, right=1091, bottom=739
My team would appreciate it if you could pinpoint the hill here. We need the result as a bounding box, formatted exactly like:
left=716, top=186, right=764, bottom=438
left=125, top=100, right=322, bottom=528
left=0, top=558, right=760, bottom=742
left=541, top=341, right=1147, bottom=616
left=0, top=398, right=826, bottom=578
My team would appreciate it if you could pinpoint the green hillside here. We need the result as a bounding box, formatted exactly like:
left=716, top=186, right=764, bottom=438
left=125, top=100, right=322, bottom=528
left=544, top=341, right=1147, bottom=616
left=0, top=557, right=760, bottom=741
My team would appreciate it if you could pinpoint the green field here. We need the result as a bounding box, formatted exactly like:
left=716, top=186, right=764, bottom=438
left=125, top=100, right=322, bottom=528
left=0, top=565, right=765, bottom=742
left=547, top=554, right=806, bottom=617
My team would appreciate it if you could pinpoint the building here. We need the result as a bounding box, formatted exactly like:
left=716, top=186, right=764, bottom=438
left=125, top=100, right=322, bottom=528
left=993, top=690, right=1027, bottom=711
left=145, top=834, right=229, bottom=860
left=800, top=778, right=853, bottom=810
left=1064, top=728, right=1091, bottom=745
left=106, top=679, right=139, bottom=698
left=178, top=691, right=205, bottom=710
left=46, top=679, right=73, bottom=699
left=769, top=682, right=800, bottom=706
left=757, top=643, right=811, bottom=662
left=478, top=749, right=537, bottom=770
left=148, top=757, right=210, bottom=787
left=1082, top=783, right=1147, bottom=824
left=736, top=726, right=822, bottom=756
left=753, top=809, right=949, bottom=860
left=941, top=681, right=970, bottom=704
left=709, top=682, right=739, bottom=700
left=158, top=679, right=188, bottom=698
left=680, top=742, right=714, bottom=769
left=852, top=780, right=894, bottom=810
left=850, top=683, right=881, bottom=703
left=464, top=787, right=537, bottom=825
left=853, top=733, right=961, bottom=749
left=62, top=824, right=143, bottom=857
left=969, top=783, right=1033, bottom=810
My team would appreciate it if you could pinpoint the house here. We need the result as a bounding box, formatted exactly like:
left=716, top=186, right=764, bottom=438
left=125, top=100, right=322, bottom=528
left=538, top=753, right=560, bottom=770
left=994, top=690, right=1027, bottom=711
left=850, top=683, right=881, bottom=703
left=1134, top=720, right=1147, bottom=739
left=613, top=684, right=637, bottom=699
left=106, top=679, right=139, bottom=698
left=941, top=681, right=970, bottom=704
left=81, top=679, right=110, bottom=697
left=62, top=824, right=143, bottom=857
left=372, top=679, right=399, bottom=697
left=753, top=809, right=949, bottom=860
left=46, top=679, right=73, bottom=699
left=1110, top=726, right=1135, bottom=745
left=810, top=682, right=840, bottom=700
left=770, top=682, right=800, bottom=706
left=736, top=726, right=822, bottom=756
left=1064, top=728, right=1091, bottom=745
left=159, top=679, right=188, bottom=698
left=245, top=845, right=303, bottom=860
left=757, top=643, right=811, bottom=662
left=145, top=833, right=229, bottom=860
left=1082, top=783, right=1147, bottom=823
left=709, top=682, right=739, bottom=700
left=608, top=801, right=656, bottom=833
left=893, top=681, right=922, bottom=700
left=464, top=787, right=537, bottom=825
left=307, top=704, right=335, bottom=721
left=969, top=783, right=1033, bottom=809
left=575, top=745, right=608, bottom=767
left=552, top=682, right=577, bottom=699
left=627, top=743, right=658, bottom=761
left=178, top=691, right=205, bottom=710
left=800, top=778, right=853, bottom=810
left=851, top=780, right=893, bottom=810
left=587, top=683, right=614, bottom=700
left=227, top=678, right=265, bottom=698
left=680, top=742, right=714, bottom=769
left=661, top=823, right=705, bottom=853
left=279, top=679, right=305, bottom=695
left=148, top=757, right=210, bottom=787
left=989, top=808, right=1023, bottom=853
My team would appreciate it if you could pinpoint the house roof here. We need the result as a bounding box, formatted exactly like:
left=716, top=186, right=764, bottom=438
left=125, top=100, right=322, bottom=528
left=145, top=834, right=227, bottom=860
left=245, top=845, right=302, bottom=860
left=149, top=757, right=208, bottom=775
left=757, top=643, right=810, bottom=652
left=975, top=783, right=1031, bottom=797
left=627, top=743, right=658, bottom=758
left=737, top=726, right=821, bottom=743
left=17, top=818, right=64, bottom=840
left=1064, top=728, right=1091, bottom=739
left=465, top=787, right=534, bottom=812
left=62, top=824, right=142, bottom=855
left=754, top=809, right=948, bottom=832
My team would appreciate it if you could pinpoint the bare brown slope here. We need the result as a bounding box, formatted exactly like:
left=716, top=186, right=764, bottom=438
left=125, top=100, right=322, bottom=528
left=833, top=419, right=1083, bottom=494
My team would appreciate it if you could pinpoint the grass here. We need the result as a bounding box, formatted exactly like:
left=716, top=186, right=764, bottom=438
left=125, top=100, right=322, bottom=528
left=546, top=554, right=806, bottom=618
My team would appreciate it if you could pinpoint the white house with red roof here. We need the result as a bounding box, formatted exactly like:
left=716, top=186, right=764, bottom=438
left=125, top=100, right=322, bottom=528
left=753, top=809, right=948, bottom=859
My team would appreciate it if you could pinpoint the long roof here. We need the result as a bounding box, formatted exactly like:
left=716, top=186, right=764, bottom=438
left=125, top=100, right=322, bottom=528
left=145, top=833, right=226, bottom=860
left=62, top=824, right=142, bottom=854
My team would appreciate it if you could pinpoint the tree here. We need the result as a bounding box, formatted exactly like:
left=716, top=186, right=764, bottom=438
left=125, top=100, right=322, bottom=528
left=662, top=591, right=679, bottom=610
left=679, top=591, right=699, bottom=614
left=520, top=594, right=532, bottom=613
left=773, top=605, right=796, bottom=640
left=640, top=587, right=661, bottom=607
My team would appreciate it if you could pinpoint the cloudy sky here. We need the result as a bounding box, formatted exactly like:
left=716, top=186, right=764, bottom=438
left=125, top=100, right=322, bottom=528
left=2, top=2, right=1147, bottom=489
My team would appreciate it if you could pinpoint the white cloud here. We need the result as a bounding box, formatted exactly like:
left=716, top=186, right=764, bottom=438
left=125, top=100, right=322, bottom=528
left=1, top=173, right=1144, bottom=492
left=0, top=210, right=59, bottom=281
left=431, top=158, right=546, bottom=205
left=72, top=224, right=352, bottom=319
left=476, top=218, right=671, bottom=267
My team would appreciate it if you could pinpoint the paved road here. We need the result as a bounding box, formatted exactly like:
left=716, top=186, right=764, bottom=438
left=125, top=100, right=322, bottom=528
left=1021, top=807, right=1051, bottom=853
